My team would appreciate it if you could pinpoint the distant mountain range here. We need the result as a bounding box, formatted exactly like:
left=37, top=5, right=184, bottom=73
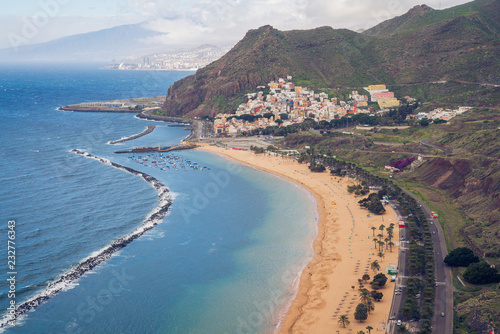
left=162, top=0, right=499, bottom=117
left=0, top=23, right=166, bottom=62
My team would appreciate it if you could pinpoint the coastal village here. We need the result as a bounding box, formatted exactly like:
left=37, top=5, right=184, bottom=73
left=213, top=77, right=471, bottom=136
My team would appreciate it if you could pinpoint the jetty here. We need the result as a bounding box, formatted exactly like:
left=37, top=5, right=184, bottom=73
left=59, top=96, right=164, bottom=113
left=114, top=143, right=198, bottom=154
left=109, top=126, right=156, bottom=144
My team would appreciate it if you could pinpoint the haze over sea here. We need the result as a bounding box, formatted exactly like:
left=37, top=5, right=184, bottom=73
left=0, top=63, right=317, bottom=333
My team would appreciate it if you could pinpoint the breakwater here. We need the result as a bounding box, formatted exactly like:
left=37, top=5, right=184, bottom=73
left=108, top=125, right=156, bottom=144
left=0, top=149, right=172, bottom=329
left=114, top=144, right=197, bottom=154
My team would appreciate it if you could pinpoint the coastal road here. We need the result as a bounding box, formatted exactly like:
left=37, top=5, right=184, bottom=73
left=400, top=189, right=453, bottom=334
left=387, top=200, right=410, bottom=333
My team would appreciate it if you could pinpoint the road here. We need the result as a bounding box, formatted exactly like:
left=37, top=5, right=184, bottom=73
left=400, top=189, right=454, bottom=334
left=420, top=139, right=451, bottom=155
left=386, top=200, right=410, bottom=333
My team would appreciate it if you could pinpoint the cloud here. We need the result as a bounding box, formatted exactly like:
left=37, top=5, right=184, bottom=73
left=134, top=0, right=473, bottom=48
left=0, top=0, right=473, bottom=50
left=139, top=0, right=315, bottom=46
left=134, top=0, right=408, bottom=47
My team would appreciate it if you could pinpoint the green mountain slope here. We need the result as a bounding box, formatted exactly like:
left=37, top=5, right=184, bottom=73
left=163, top=26, right=388, bottom=117
left=162, top=0, right=499, bottom=117
left=364, top=0, right=499, bottom=36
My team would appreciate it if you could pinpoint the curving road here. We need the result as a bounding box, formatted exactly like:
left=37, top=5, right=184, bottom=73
left=420, top=139, right=451, bottom=155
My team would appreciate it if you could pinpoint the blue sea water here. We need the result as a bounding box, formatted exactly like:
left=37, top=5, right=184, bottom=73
left=0, top=63, right=317, bottom=333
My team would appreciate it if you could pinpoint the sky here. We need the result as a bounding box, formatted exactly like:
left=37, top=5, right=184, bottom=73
left=0, top=0, right=472, bottom=50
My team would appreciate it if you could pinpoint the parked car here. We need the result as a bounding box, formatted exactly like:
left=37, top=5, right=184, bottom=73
left=441, top=312, right=445, bottom=317
left=397, top=320, right=402, bottom=326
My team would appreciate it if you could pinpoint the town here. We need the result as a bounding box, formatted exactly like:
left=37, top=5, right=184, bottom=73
left=213, top=77, right=471, bottom=136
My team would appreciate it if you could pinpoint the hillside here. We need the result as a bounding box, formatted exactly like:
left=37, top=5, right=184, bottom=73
left=366, top=0, right=500, bottom=86
left=162, top=0, right=499, bottom=117
left=163, top=26, right=388, bottom=117
left=278, top=109, right=500, bottom=265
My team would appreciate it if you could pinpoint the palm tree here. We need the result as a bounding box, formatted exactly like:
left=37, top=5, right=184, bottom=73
left=366, top=299, right=375, bottom=314
left=387, top=229, right=394, bottom=242
left=388, top=241, right=395, bottom=252
left=371, top=260, right=379, bottom=273
left=338, top=314, right=350, bottom=328
left=385, top=237, right=390, bottom=249
left=379, top=224, right=385, bottom=237
left=366, top=325, right=373, bottom=334
left=372, top=238, right=378, bottom=249
left=358, top=331, right=365, bottom=334
left=377, top=233, right=383, bottom=241
left=378, top=240, right=385, bottom=251
left=359, top=289, right=371, bottom=305
left=378, top=250, right=385, bottom=261
left=371, top=226, right=376, bottom=237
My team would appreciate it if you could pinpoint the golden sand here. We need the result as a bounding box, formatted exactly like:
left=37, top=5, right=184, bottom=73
left=196, top=144, right=400, bottom=334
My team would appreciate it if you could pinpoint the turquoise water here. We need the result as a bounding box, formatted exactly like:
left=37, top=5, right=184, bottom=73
left=0, top=63, right=317, bottom=333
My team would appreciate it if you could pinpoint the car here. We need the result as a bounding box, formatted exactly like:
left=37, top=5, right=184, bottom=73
left=415, top=294, right=421, bottom=298
left=441, top=312, right=445, bottom=317
left=397, top=320, right=402, bottom=326
left=390, top=315, right=396, bottom=320
left=395, top=291, right=401, bottom=295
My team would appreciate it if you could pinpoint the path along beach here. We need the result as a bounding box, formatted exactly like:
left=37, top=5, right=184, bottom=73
left=196, top=143, right=400, bottom=334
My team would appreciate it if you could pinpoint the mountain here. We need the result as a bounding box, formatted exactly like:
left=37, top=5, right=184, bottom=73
left=0, top=23, right=164, bottom=62
left=363, top=4, right=434, bottom=36
left=365, top=0, right=500, bottom=36
left=163, top=25, right=389, bottom=117
left=162, top=0, right=499, bottom=118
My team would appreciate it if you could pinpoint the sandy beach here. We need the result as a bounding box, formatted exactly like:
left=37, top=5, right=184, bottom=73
left=196, top=143, right=400, bottom=334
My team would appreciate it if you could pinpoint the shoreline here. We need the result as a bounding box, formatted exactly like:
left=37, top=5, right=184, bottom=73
left=195, top=144, right=400, bottom=334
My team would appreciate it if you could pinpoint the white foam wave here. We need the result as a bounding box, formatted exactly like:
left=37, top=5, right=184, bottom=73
left=0, top=149, right=173, bottom=329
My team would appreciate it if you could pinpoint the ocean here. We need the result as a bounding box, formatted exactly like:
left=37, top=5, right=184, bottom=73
left=0, top=63, right=317, bottom=334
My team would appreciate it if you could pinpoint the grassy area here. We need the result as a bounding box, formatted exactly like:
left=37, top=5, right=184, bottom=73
left=452, top=267, right=483, bottom=292
left=394, top=180, right=470, bottom=252
left=453, top=287, right=500, bottom=334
